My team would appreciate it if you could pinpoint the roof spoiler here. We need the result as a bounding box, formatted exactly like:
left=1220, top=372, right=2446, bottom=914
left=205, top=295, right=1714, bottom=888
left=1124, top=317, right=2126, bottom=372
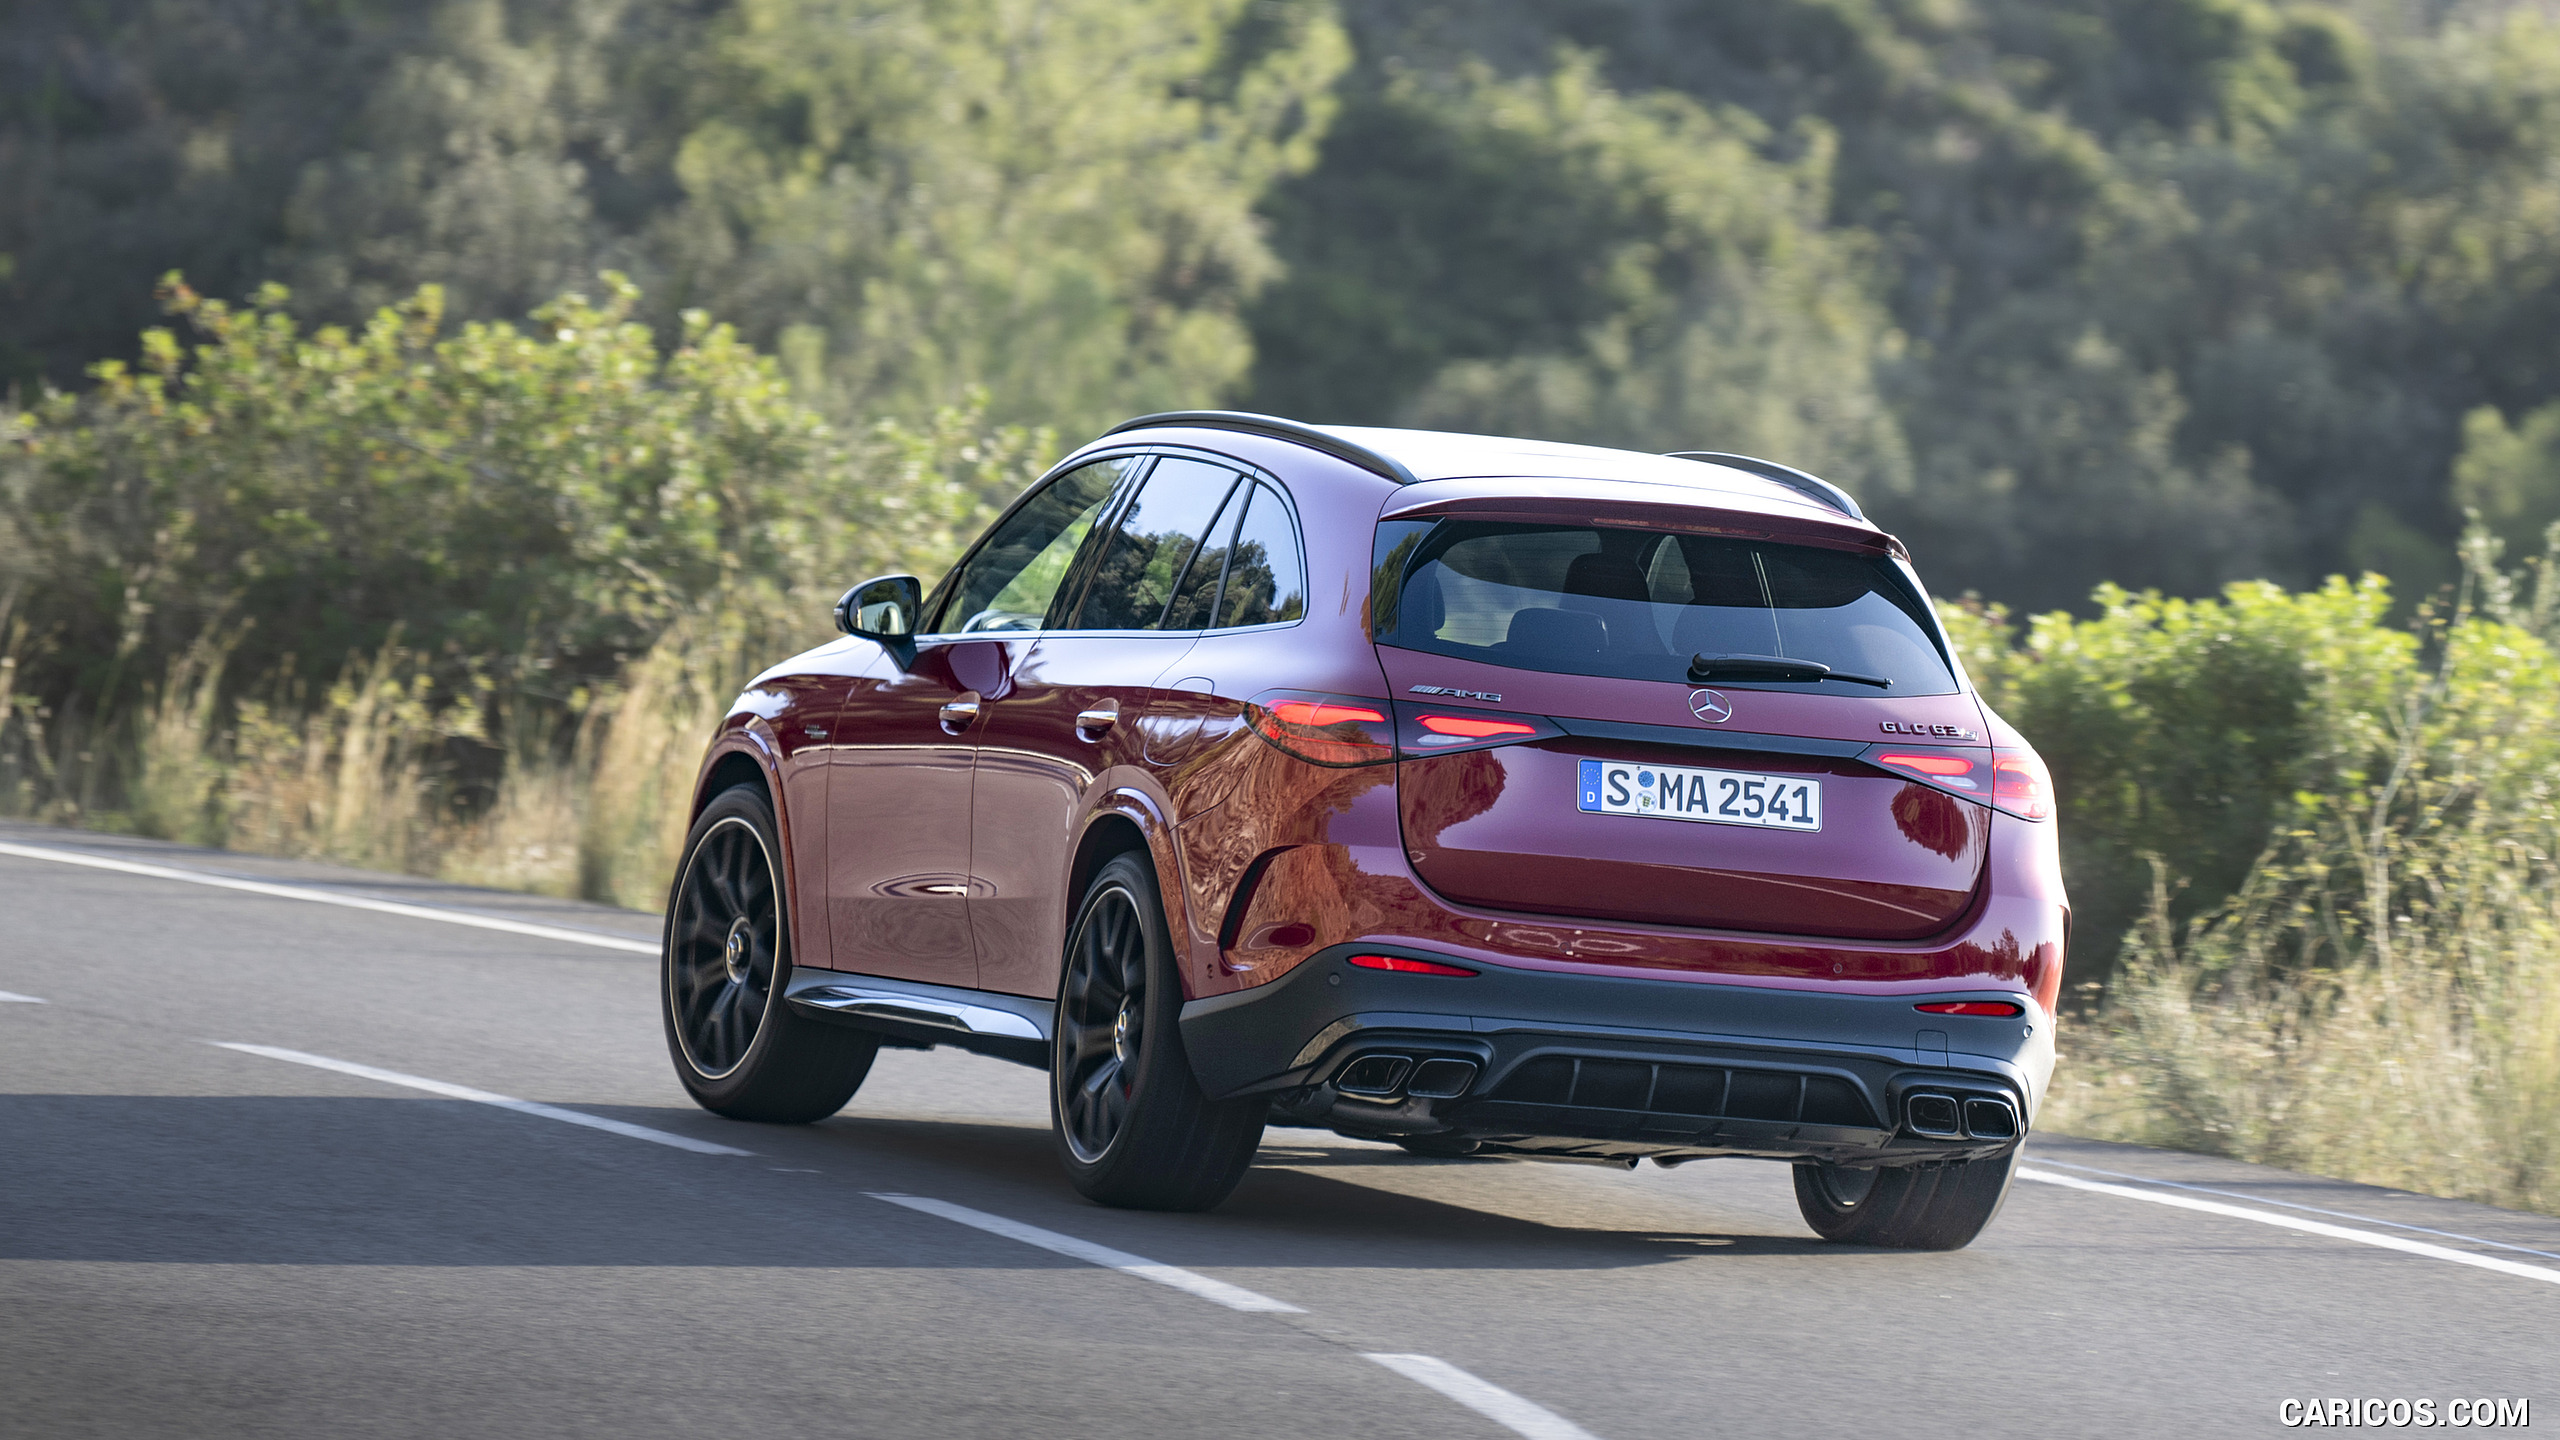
left=1105, top=410, right=1419, bottom=486
left=1663, top=451, right=1864, bottom=521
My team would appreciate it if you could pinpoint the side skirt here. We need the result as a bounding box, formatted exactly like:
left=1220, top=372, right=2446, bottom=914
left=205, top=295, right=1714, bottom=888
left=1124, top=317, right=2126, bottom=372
left=783, top=970, right=1052, bottom=1069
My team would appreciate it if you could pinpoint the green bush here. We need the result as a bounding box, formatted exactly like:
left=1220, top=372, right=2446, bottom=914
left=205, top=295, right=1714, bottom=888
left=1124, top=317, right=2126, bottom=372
left=1958, top=544, right=2560, bottom=1210
left=1950, top=576, right=2416, bottom=989
left=0, top=275, right=1047, bottom=827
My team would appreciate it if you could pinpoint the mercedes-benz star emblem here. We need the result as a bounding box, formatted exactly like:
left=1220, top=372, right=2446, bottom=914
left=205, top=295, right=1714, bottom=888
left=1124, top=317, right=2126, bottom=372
left=1689, top=688, right=1734, bottom=724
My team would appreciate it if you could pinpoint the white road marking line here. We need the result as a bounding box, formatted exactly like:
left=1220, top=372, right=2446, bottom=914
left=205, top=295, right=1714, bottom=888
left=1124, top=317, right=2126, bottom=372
left=2029, top=1155, right=2560, bottom=1263
left=0, top=990, right=44, bottom=1003
left=2017, top=1168, right=2560, bottom=1287
left=214, top=1042, right=752, bottom=1156
left=0, top=840, right=658, bottom=954
left=1362, top=1354, right=1602, bottom=1440
left=865, top=1192, right=1304, bottom=1313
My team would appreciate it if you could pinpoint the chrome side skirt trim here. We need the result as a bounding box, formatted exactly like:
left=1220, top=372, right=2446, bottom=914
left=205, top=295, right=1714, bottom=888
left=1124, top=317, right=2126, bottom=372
left=783, top=970, right=1053, bottom=1069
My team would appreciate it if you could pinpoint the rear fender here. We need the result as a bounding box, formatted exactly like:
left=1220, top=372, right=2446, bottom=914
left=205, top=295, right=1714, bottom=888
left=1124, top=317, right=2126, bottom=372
left=1070, top=787, right=1203, bottom=1000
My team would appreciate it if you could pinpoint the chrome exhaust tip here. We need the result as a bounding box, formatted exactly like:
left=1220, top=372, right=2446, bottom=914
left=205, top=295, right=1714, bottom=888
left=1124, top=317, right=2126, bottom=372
left=1962, top=1095, right=2020, bottom=1141
left=1405, top=1057, right=1480, bottom=1099
left=1336, top=1054, right=1414, bottom=1097
left=1905, top=1091, right=1964, bottom=1139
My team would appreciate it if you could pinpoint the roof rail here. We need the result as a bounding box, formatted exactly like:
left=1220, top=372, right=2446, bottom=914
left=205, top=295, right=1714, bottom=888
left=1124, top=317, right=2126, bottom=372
left=1105, top=410, right=1418, bottom=486
left=1664, top=451, right=1865, bottom=522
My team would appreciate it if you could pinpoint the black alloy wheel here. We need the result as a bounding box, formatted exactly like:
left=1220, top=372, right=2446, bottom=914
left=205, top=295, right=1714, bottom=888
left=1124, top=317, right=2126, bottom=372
left=1792, top=1147, right=2019, bottom=1250
left=661, top=784, right=876, bottom=1122
left=1057, top=877, right=1148, bottom=1163
left=1050, top=852, right=1265, bottom=1210
left=669, top=812, right=779, bottom=1079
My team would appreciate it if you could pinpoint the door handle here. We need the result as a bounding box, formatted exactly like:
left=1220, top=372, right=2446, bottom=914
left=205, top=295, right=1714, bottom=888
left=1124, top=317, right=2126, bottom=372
left=938, top=693, right=982, bottom=732
left=1074, top=702, right=1119, bottom=737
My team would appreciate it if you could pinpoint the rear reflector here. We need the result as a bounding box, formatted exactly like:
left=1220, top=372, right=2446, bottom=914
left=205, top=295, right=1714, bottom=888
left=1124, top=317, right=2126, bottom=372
left=1915, top=1000, right=2025, bottom=1017
left=1416, top=714, right=1538, bottom=739
left=1348, top=953, right=1478, bottom=977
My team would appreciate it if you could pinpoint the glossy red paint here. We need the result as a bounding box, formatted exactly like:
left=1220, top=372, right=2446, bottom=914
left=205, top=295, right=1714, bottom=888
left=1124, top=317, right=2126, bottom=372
left=822, top=637, right=1016, bottom=987
left=689, top=418, right=2069, bottom=1028
left=971, top=631, right=1199, bottom=996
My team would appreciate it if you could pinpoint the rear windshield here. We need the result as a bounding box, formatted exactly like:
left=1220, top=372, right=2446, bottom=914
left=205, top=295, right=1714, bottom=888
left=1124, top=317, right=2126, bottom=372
left=1373, top=521, right=1957, bottom=694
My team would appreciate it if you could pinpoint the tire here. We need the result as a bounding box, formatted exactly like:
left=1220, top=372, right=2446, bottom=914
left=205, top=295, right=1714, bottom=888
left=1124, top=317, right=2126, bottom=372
left=1792, top=1148, right=2019, bottom=1250
left=1052, top=852, right=1266, bottom=1210
left=662, top=783, right=877, bottom=1122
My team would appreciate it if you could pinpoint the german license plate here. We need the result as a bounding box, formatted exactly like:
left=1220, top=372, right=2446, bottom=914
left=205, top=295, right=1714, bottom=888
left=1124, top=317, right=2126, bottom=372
left=1577, top=758, right=1822, bottom=832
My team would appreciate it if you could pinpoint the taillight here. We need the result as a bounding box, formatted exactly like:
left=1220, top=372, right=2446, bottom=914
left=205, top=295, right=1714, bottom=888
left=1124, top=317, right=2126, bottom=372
left=1348, top=953, right=1478, bottom=977
left=1247, top=690, right=1396, bottom=767
left=1869, top=748, right=1986, bottom=792
left=1874, top=752, right=1981, bottom=785
left=1866, top=743, right=2052, bottom=819
left=1417, top=714, right=1537, bottom=739
left=1272, top=700, right=1387, bottom=727
left=1391, top=703, right=1562, bottom=755
left=1915, top=1000, right=2025, bottom=1017
left=1991, top=748, right=2054, bottom=821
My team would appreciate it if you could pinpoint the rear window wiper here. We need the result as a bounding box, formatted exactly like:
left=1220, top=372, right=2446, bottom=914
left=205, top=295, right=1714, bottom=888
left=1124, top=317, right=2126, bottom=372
left=1689, top=652, right=1892, bottom=689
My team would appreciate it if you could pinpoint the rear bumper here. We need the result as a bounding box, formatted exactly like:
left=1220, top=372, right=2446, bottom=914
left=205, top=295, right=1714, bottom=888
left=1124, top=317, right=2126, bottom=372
left=1180, top=943, right=2053, bottom=1166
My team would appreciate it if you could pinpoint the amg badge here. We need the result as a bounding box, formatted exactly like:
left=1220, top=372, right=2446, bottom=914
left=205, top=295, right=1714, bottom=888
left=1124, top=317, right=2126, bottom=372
left=1410, top=685, right=1502, bottom=702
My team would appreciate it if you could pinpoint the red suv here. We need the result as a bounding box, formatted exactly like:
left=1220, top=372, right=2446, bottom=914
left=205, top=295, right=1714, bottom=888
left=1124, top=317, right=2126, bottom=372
left=661, top=412, right=2066, bottom=1249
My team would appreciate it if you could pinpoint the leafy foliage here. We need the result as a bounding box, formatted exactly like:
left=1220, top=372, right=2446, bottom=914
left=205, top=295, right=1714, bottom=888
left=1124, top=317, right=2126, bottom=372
left=0, top=275, right=1043, bottom=822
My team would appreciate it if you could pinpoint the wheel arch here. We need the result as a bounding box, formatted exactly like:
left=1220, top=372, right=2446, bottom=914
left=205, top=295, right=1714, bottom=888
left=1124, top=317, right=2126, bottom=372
left=693, top=742, right=773, bottom=819
left=1068, top=795, right=1200, bottom=998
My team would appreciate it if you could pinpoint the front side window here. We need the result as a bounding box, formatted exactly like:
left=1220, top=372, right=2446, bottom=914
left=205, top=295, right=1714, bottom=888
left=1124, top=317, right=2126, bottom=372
left=1376, top=521, right=1955, bottom=693
left=1071, top=457, right=1244, bottom=630
left=934, top=457, right=1137, bottom=634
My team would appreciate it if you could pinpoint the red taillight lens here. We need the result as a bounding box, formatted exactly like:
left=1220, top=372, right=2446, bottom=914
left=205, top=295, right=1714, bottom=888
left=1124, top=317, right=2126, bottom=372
left=1271, top=700, right=1388, bottom=727
left=1348, top=953, right=1478, bottom=977
left=1915, top=1000, right=2025, bottom=1017
left=1416, top=714, right=1538, bottom=739
left=1992, top=749, right=2054, bottom=821
left=1248, top=691, right=1397, bottom=768
left=1884, top=753, right=1976, bottom=773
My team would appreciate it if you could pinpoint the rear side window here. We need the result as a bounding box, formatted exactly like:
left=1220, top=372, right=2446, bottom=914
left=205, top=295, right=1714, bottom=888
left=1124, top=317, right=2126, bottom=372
left=1375, top=521, right=1955, bottom=694
left=1213, top=484, right=1306, bottom=628
left=1073, top=457, right=1244, bottom=630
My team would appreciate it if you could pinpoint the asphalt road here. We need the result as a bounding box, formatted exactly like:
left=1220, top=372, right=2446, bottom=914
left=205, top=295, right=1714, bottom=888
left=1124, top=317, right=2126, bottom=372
left=4, top=820, right=2554, bottom=1439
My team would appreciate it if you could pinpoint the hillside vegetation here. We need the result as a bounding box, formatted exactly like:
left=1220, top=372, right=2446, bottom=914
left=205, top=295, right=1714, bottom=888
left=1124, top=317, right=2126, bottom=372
left=6, top=0, right=2560, bottom=1209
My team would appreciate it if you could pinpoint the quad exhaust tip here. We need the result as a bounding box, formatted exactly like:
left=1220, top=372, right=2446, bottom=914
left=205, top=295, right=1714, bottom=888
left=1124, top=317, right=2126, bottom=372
left=1904, top=1091, right=2020, bottom=1141
left=1333, top=1054, right=1480, bottom=1100
left=1963, top=1095, right=2020, bottom=1141
left=1336, top=1054, right=1413, bottom=1096
left=1905, top=1092, right=1964, bottom=1138
left=1406, top=1058, right=1480, bottom=1099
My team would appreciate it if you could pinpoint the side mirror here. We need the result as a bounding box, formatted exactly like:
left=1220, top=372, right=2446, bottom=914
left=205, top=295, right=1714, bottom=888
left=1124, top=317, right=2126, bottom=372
left=835, top=574, right=924, bottom=663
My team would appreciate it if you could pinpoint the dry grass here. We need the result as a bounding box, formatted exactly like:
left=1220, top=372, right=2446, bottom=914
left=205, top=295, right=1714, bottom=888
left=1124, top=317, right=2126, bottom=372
left=2044, top=606, right=2560, bottom=1215
left=0, top=593, right=807, bottom=911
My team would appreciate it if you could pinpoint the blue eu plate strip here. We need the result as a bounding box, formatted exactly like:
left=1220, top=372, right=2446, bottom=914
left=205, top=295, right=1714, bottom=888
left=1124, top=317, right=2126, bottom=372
left=1578, top=759, right=1602, bottom=811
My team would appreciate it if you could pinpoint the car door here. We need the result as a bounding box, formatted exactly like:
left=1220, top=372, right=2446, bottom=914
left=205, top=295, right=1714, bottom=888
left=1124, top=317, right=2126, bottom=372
left=824, top=455, right=1137, bottom=986
left=965, top=454, right=1251, bottom=998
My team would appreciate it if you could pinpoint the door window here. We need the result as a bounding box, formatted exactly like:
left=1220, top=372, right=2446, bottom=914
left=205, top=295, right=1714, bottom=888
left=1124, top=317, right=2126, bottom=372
left=1071, top=456, right=1245, bottom=630
left=932, top=457, right=1138, bottom=634
left=1213, top=483, right=1306, bottom=628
